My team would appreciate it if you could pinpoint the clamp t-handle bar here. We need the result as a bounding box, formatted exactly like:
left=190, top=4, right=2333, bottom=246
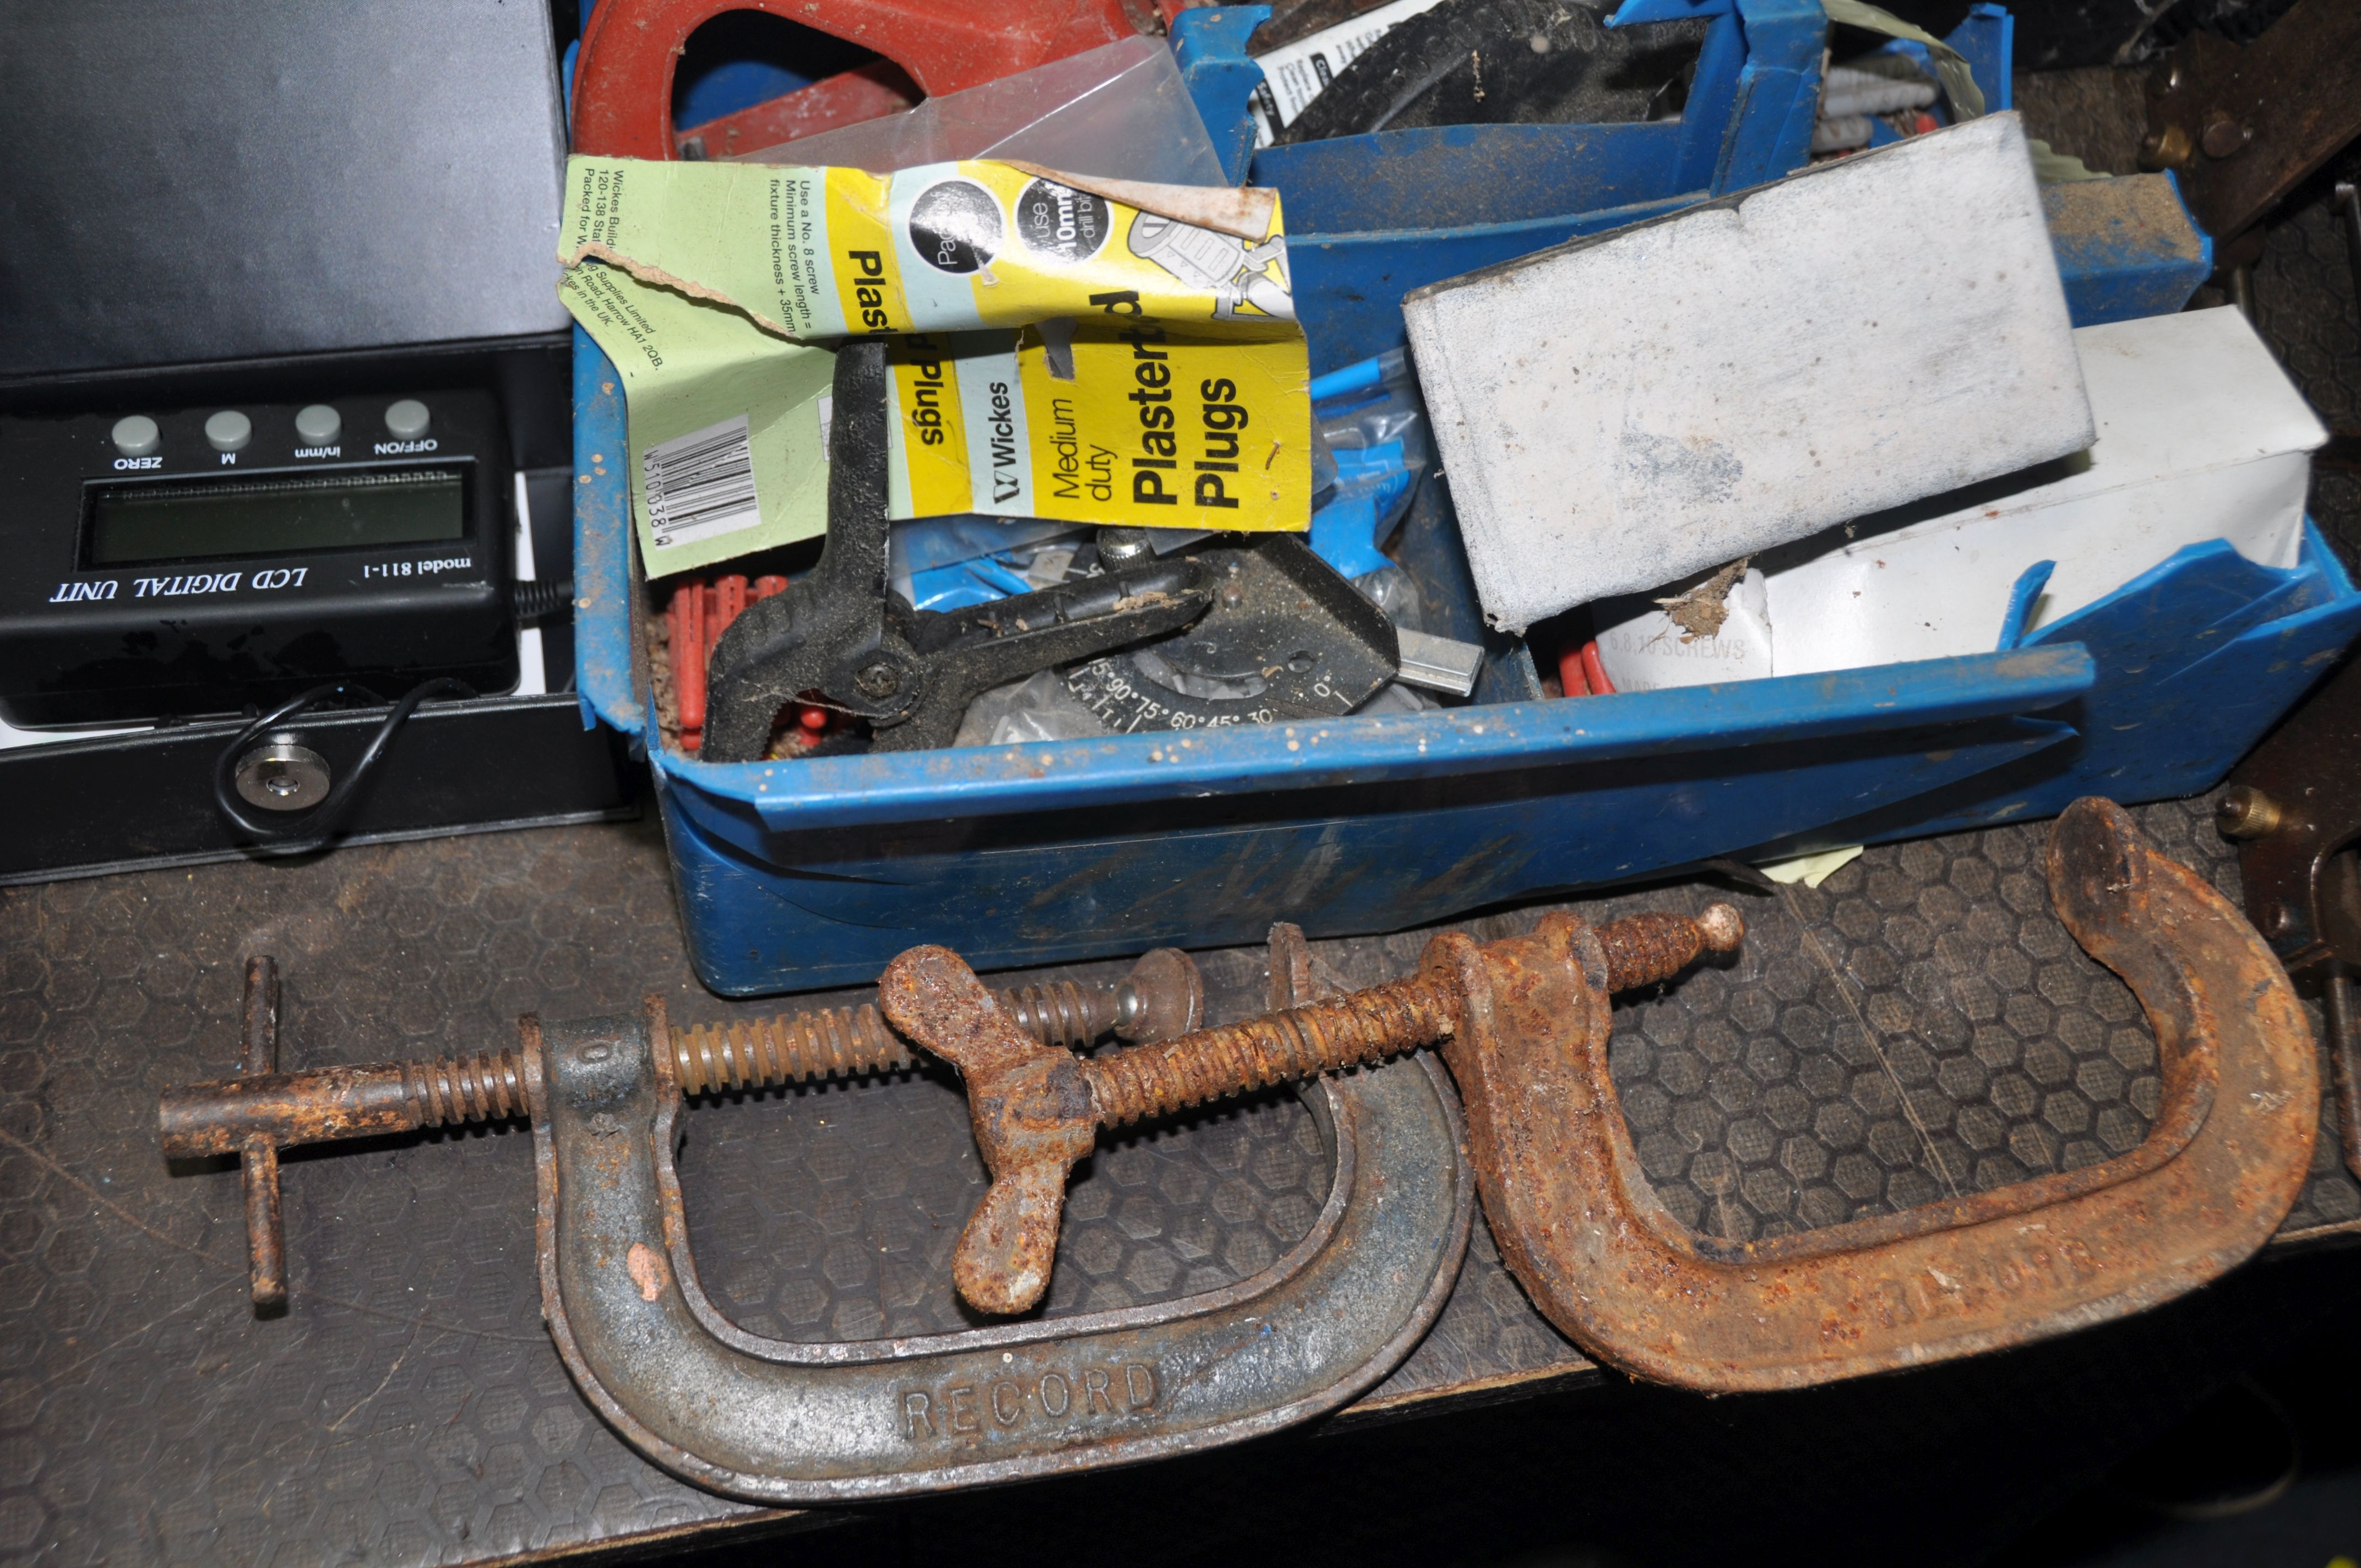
left=162, top=949, right=1204, bottom=1306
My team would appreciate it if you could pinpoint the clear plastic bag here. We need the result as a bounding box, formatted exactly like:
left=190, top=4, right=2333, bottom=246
left=1312, top=348, right=1430, bottom=465
left=952, top=633, right=1435, bottom=743
left=952, top=668, right=1112, bottom=747
left=1307, top=346, right=1432, bottom=589
left=1310, top=423, right=1340, bottom=500
left=892, top=516, right=1091, bottom=612
left=1352, top=563, right=1427, bottom=634
left=1128, top=645, right=1265, bottom=701
left=730, top=35, right=1228, bottom=189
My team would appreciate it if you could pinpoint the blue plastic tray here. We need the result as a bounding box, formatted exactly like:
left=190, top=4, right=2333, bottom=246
left=565, top=1, right=2338, bottom=993
left=573, top=332, right=2358, bottom=994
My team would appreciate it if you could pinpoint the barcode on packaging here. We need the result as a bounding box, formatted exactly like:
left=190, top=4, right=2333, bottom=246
left=643, top=415, right=760, bottom=549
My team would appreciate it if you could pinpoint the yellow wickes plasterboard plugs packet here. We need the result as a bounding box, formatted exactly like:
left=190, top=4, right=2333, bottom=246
left=556, top=156, right=1310, bottom=575
left=884, top=320, right=1305, bottom=526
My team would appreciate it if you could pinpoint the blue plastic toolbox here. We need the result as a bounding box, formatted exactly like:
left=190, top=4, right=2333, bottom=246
left=1177, top=1, right=2208, bottom=370
left=569, top=1, right=2357, bottom=995
left=574, top=336, right=2356, bottom=994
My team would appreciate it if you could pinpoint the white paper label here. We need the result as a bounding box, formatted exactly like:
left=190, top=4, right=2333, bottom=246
left=1249, top=0, right=1451, bottom=146
left=642, top=414, right=761, bottom=551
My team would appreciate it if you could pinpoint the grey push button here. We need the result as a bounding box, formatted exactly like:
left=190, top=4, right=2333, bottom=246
left=294, top=405, right=342, bottom=446
left=111, top=415, right=160, bottom=458
left=205, top=410, right=252, bottom=453
left=384, top=399, right=431, bottom=439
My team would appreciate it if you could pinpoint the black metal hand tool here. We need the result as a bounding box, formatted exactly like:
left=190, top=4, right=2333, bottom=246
left=1062, top=532, right=1399, bottom=732
left=699, top=339, right=1215, bottom=761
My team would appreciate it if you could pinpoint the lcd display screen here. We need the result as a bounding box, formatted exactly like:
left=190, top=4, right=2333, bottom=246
left=85, top=468, right=466, bottom=565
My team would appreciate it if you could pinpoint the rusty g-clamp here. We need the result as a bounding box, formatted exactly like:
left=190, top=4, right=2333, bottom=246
left=1452, top=798, right=2316, bottom=1390
left=886, top=799, right=2319, bottom=1391
left=160, top=941, right=1473, bottom=1500
left=881, top=903, right=1744, bottom=1313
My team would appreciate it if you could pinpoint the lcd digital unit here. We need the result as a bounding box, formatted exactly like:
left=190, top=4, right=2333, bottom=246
left=85, top=469, right=467, bottom=567
left=0, top=393, right=516, bottom=726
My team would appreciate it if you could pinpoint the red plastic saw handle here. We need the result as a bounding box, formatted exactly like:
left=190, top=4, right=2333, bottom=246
left=571, top=0, right=1157, bottom=160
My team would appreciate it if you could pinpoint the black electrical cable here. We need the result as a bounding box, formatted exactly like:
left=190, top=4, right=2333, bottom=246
left=513, top=576, right=575, bottom=623
left=212, top=677, right=475, bottom=849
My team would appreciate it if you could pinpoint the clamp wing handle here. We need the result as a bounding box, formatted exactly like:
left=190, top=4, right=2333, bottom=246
left=878, top=950, right=1098, bottom=1313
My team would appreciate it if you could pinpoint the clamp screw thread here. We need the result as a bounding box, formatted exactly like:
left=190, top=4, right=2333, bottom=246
left=1078, top=907, right=1739, bottom=1128
left=998, top=981, right=1114, bottom=1050
left=1084, top=974, right=1459, bottom=1128
left=672, top=1005, right=910, bottom=1095
left=670, top=981, right=1116, bottom=1096
left=1597, top=905, right=1743, bottom=993
left=671, top=957, right=1194, bottom=1096
left=400, top=1050, right=529, bottom=1127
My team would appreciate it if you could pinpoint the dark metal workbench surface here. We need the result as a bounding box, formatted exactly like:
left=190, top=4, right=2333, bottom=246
left=3, top=789, right=2358, bottom=1568
left=9, top=72, right=2361, bottom=1568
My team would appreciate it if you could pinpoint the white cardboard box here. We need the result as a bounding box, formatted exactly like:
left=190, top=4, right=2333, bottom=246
left=1405, top=112, right=2095, bottom=632
left=1588, top=306, right=2326, bottom=690
left=1761, top=304, right=2326, bottom=674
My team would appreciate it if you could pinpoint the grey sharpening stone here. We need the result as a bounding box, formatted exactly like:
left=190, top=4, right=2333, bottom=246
left=1403, top=112, right=2097, bottom=633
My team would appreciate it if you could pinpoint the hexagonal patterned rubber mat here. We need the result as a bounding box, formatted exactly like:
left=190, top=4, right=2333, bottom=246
left=1600, top=797, right=2359, bottom=1244
left=3, top=790, right=2357, bottom=1568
